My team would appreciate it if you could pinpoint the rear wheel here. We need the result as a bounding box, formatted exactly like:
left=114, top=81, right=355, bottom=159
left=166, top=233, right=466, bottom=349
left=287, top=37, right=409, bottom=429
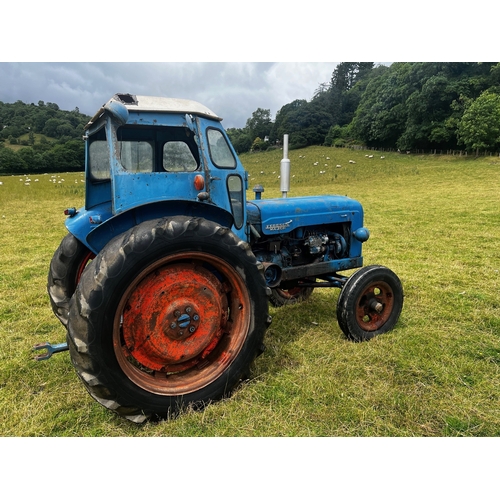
left=47, top=233, right=94, bottom=326
left=337, top=265, right=403, bottom=341
left=67, top=216, right=270, bottom=422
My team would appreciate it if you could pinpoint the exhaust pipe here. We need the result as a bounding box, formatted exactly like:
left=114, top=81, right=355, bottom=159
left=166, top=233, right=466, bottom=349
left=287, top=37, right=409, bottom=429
left=280, top=134, right=290, bottom=198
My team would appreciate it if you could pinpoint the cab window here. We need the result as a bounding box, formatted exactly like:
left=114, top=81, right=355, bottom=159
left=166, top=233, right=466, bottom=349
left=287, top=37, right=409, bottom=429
left=119, top=141, right=154, bottom=173
left=89, top=140, right=109, bottom=180
left=163, top=141, right=198, bottom=171
left=207, top=128, right=236, bottom=168
left=227, top=175, right=244, bottom=228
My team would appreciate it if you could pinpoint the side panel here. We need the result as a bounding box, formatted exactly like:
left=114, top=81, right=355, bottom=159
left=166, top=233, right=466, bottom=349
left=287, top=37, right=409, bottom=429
left=248, top=195, right=364, bottom=236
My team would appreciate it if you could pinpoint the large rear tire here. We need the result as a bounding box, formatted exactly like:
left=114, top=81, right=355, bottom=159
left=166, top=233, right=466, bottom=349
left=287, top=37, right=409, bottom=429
left=67, top=217, right=271, bottom=422
left=47, top=233, right=94, bottom=326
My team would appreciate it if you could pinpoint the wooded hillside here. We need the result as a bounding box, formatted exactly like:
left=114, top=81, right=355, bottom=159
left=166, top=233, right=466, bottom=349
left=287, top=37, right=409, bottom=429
left=227, top=62, right=500, bottom=155
left=0, top=100, right=89, bottom=174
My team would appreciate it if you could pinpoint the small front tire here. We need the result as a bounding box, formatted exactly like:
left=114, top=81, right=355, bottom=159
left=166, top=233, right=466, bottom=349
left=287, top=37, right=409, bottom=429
left=337, top=265, right=403, bottom=341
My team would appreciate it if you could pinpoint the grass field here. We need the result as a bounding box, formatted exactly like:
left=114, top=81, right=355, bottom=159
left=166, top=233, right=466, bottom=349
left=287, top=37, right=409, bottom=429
left=1, top=146, right=499, bottom=437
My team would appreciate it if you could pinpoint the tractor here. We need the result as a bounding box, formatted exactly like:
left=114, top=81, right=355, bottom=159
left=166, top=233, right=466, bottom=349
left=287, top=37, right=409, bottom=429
left=39, top=93, right=403, bottom=423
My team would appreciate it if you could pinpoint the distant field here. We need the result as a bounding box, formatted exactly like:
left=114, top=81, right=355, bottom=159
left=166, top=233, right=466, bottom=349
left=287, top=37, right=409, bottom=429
left=1, top=147, right=499, bottom=436
left=2, top=132, right=57, bottom=151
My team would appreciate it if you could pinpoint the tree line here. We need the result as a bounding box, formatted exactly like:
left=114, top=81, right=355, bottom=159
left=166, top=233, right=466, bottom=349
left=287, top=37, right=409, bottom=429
left=0, top=100, right=88, bottom=174
left=227, top=62, right=500, bottom=156
left=2, top=63, right=500, bottom=175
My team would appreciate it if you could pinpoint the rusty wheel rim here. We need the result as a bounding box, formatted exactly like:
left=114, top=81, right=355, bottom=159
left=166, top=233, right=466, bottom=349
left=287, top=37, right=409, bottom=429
left=113, top=252, right=250, bottom=395
left=75, top=250, right=95, bottom=285
left=355, top=281, right=395, bottom=332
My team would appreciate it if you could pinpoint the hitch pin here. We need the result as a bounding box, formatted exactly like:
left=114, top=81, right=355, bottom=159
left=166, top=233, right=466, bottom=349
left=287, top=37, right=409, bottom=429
left=33, top=342, right=69, bottom=361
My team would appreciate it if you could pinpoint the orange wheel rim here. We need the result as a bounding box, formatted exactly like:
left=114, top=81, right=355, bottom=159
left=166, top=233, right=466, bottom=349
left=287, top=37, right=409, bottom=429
left=112, top=252, right=250, bottom=395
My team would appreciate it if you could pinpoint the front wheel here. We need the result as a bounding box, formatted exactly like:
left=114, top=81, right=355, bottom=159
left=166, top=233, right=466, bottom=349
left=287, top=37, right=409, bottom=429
left=67, top=217, right=270, bottom=423
left=336, top=265, right=403, bottom=341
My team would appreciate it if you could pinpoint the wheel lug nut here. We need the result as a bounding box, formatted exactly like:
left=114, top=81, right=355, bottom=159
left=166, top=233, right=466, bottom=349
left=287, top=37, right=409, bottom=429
left=174, top=310, right=181, bottom=317
left=170, top=322, right=177, bottom=329
left=186, top=307, right=192, bottom=313
left=193, top=315, right=199, bottom=321
left=189, top=326, right=196, bottom=333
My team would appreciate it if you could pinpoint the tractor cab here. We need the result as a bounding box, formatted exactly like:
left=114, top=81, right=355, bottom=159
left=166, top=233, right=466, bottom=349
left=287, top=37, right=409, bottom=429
left=66, top=93, right=249, bottom=254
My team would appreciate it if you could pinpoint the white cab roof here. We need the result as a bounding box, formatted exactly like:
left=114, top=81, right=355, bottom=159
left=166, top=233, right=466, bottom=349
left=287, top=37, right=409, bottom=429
left=113, top=93, right=222, bottom=121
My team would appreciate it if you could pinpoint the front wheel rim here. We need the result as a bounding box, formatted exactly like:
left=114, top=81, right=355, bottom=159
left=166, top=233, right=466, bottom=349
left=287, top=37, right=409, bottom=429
left=113, top=252, right=251, bottom=396
left=355, top=280, right=395, bottom=332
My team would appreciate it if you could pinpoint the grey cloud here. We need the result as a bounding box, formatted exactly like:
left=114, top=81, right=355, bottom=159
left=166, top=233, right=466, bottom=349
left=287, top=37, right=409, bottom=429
left=0, top=62, right=336, bottom=129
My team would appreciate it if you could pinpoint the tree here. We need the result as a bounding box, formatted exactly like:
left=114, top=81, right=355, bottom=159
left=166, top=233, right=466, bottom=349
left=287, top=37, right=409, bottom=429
left=457, top=91, right=500, bottom=154
left=351, top=63, right=412, bottom=147
left=325, top=62, right=376, bottom=126
left=43, top=118, right=66, bottom=138
left=245, top=108, right=272, bottom=142
left=18, top=147, right=45, bottom=172
left=0, top=147, right=27, bottom=173
left=271, top=99, right=333, bottom=147
left=226, top=127, right=252, bottom=154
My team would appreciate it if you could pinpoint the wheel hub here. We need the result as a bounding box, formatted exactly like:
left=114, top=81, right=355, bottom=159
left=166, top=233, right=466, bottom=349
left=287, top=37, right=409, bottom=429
left=164, top=305, right=200, bottom=340
left=121, top=263, right=228, bottom=372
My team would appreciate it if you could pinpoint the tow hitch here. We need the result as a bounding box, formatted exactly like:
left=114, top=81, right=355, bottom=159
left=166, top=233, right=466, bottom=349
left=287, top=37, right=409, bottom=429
left=33, top=342, right=68, bottom=361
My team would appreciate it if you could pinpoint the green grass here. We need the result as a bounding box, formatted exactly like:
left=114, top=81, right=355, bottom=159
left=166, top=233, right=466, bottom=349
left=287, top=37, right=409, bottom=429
left=1, top=148, right=500, bottom=436
left=3, top=132, right=57, bottom=151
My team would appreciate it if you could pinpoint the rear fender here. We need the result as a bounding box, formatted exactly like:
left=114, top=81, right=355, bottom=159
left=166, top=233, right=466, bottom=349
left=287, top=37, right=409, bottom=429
left=65, top=201, right=235, bottom=254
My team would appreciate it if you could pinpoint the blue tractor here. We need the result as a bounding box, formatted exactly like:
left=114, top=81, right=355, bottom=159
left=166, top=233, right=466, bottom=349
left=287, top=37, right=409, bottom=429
left=44, top=93, right=403, bottom=422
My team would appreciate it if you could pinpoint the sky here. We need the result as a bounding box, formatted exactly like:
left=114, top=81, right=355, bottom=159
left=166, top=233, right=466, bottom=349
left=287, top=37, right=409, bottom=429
left=0, top=62, right=344, bottom=129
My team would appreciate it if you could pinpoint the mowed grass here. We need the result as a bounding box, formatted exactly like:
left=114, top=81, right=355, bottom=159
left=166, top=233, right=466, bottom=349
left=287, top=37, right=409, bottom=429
left=1, top=148, right=499, bottom=436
